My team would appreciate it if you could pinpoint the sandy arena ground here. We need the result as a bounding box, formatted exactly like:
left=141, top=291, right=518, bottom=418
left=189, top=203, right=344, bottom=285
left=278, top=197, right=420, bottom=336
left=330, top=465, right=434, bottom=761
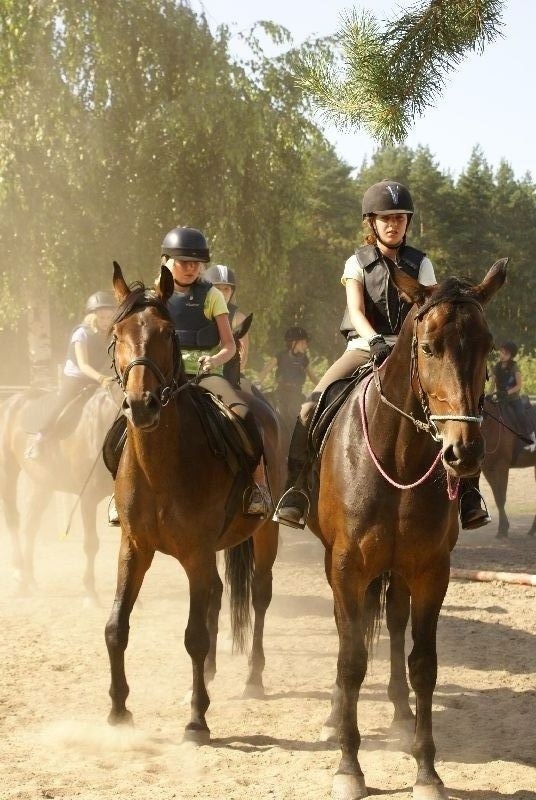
left=0, top=471, right=535, bottom=800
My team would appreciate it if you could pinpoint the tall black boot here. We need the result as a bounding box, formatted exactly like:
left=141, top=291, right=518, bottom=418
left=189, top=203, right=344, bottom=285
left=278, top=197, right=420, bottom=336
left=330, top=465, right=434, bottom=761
left=459, top=474, right=491, bottom=530
left=274, top=416, right=310, bottom=528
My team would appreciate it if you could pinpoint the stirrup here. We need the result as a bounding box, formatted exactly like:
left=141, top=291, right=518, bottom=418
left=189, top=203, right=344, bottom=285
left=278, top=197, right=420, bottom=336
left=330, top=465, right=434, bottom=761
left=243, top=484, right=272, bottom=518
left=272, top=489, right=310, bottom=530
left=459, top=486, right=491, bottom=530
left=107, top=495, right=120, bottom=527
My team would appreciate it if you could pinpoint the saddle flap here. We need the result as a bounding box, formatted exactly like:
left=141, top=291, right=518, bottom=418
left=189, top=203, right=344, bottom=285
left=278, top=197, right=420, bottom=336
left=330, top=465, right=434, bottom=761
left=189, top=386, right=260, bottom=476
left=309, top=363, right=373, bottom=457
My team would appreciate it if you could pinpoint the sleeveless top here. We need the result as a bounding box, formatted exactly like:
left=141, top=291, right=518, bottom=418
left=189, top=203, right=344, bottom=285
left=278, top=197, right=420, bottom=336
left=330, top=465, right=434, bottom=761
left=494, top=360, right=519, bottom=395
left=65, top=325, right=110, bottom=378
left=276, top=350, right=309, bottom=387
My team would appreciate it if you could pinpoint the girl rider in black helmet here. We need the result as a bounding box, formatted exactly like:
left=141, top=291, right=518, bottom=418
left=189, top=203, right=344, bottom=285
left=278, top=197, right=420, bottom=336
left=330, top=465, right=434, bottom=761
left=275, top=179, right=490, bottom=531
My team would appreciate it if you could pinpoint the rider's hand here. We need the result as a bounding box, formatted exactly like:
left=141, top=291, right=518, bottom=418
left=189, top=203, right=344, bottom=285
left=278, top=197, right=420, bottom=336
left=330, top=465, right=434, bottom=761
left=198, top=354, right=214, bottom=374
left=99, top=375, right=115, bottom=388
left=369, top=335, right=391, bottom=366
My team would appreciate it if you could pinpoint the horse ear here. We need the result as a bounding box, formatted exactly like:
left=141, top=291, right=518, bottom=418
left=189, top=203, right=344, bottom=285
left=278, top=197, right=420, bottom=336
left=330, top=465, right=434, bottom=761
left=384, top=256, right=436, bottom=307
left=233, top=312, right=253, bottom=340
left=157, top=264, right=175, bottom=303
left=472, top=258, right=508, bottom=304
left=112, top=261, right=130, bottom=302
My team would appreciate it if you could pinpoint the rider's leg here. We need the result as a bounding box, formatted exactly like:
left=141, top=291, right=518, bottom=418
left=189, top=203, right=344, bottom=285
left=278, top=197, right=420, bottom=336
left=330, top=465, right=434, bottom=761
left=275, top=349, right=370, bottom=528
left=25, top=376, right=88, bottom=459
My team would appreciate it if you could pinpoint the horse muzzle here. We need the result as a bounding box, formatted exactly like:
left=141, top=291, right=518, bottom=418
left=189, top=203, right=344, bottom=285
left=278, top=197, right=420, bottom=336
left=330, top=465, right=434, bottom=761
left=441, top=437, right=485, bottom=478
left=122, top=391, right=161, bottom=430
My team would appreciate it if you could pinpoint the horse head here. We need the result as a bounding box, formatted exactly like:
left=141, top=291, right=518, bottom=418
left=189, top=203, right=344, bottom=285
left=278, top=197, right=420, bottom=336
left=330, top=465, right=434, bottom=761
left=111, top=261, right=181, bottom=430
left=387, top=257, right=508, bottom=477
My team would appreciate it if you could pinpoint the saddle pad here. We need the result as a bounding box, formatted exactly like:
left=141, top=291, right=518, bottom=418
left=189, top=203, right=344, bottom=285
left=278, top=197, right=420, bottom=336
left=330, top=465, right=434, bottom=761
left=309, top=362, right=373, bottom=457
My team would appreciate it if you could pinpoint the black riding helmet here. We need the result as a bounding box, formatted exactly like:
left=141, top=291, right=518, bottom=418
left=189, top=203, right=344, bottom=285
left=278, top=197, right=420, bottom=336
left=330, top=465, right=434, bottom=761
left=85, top=291, right=116, bottom=313
left=161, top=226, right=210, bottom=263
left=362, top=179, right=414, bottom=251
left=285, top=326, right=309, bottom=343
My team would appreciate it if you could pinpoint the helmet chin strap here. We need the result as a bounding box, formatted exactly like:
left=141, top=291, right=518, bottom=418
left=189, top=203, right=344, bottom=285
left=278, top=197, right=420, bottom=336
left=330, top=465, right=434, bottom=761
left=371, top=217, right=411, bottom=252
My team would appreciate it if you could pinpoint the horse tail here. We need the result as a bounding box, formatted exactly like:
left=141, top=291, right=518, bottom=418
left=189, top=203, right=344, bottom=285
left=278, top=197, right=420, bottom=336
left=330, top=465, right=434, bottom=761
left=363, top=572, right=389, bottom=662
left=224, top=537, right=254, bottom=653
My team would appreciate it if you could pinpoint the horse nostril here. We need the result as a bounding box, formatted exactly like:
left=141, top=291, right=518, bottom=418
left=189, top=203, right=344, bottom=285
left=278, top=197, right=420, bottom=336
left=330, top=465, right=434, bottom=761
left=145, top=391, right=160, bottom=411
left=443, top=444, right=456, bottom=464
left=122, top=397, right=130, bottom=411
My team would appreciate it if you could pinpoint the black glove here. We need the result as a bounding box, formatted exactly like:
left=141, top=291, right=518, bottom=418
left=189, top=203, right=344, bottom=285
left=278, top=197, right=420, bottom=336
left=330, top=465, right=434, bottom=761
left=496, top=389, right=508, bottom=403
left=369, top=335, right=391, bottom=366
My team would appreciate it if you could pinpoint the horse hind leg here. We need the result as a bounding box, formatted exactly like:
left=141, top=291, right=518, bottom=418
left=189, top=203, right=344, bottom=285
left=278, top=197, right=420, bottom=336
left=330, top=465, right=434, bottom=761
left=0, top=457, right=24, bottom=587
left=105, top=536, right=154, bottom=726
left=204, top=562, right=223, bottom=684
left=244, top=520, right=278, bottom=699
left=80, top=494, right=100, bottom=604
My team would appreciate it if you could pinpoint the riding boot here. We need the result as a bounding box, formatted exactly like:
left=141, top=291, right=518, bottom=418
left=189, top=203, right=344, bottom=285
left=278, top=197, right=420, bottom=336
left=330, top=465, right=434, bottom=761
left=273, top=416, right=311, bottom=529
left=458, top=474, right=491, bottom=530
left=244, top=457, right=272, bottom=517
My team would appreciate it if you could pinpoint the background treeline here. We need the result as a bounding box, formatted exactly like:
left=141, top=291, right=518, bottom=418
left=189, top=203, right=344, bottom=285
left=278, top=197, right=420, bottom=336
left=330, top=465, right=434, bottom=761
left=0, top=1, right=534, bottom=386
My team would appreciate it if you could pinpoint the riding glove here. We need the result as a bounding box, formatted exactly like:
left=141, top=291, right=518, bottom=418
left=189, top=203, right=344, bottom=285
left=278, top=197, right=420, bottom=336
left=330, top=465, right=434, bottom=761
left=369, top=335, right=391, bottom=366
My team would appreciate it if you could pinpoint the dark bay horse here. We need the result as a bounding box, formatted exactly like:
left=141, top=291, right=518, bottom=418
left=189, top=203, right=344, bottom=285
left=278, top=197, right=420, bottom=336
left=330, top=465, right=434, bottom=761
left=481, top=398, right=536, bottom=537
left=105, top=262, right=281, bottom=741
left=306, top=259, right=507, bottom=800
left=0, top=385, right=118, bottom=598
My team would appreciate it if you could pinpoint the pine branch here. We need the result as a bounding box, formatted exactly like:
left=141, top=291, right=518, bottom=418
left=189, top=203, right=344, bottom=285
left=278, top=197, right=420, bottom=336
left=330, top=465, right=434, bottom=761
left=296, top=0, right=505, bottom=142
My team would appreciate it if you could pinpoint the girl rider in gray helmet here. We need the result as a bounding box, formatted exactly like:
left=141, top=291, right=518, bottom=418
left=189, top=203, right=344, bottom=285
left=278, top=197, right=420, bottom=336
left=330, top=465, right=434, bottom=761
left=274, top=179, right=490, bottom=531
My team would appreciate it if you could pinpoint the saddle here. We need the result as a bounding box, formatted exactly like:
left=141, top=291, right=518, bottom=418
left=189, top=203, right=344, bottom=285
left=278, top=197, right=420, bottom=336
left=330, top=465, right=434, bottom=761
left=309, top=363, right=373, bottom=458
left=21, top=385, right=95, bottom=438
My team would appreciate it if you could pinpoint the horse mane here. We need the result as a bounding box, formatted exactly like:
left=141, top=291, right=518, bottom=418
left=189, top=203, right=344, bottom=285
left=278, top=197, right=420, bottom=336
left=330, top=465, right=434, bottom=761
left=432, top=275, right=474, bottom=302
left=112, top=282, right=171, bottom=327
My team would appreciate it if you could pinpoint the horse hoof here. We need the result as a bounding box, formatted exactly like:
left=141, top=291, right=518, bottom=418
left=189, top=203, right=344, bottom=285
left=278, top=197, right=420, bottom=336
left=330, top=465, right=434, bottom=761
left=242, top=683, right=265, bottom=699
left=107, top=709, right=134, bottom=727
left=319, top=725, right=338, bottom=742
left=332, top=773, right=368, bottom=800
left=183, top=724, right=210, bottom=745
left=83, top=594, right=101, bottom=609
left=413, top=784, right=449, bottom=800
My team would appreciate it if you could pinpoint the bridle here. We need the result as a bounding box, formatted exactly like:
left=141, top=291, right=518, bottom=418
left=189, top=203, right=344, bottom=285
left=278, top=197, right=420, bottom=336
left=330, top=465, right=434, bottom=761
left=372, top=294, right=486, bottom=443
left=110, top=330, right=190, bottom=407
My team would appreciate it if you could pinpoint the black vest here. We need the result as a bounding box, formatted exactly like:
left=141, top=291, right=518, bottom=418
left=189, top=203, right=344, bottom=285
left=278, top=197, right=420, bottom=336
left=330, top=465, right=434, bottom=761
left=494, top=360, right=518, bottom=392
left=66, top=326, right=110, bottom=373
left=340, top=244, right=426, bottom=339
left=276, top=350, right=308, bottom=386
left=167, top=279, right=220, bottom=349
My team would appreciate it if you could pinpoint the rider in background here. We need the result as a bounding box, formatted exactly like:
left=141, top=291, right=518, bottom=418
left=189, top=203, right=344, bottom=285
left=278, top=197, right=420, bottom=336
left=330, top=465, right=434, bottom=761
left=491, top=341, right=536, bottom=452
left=259, top=326, right=317, bottom=433
left=203, top=263, right=249, bottom=386
left=275, top=179, right=490, bottom=530
left=25, top=292, right=117, bottom=459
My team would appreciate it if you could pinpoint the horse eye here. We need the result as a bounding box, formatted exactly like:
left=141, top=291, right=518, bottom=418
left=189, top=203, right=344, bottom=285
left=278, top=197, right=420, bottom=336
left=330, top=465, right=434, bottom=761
left=421, top=343, right=434, bottom=357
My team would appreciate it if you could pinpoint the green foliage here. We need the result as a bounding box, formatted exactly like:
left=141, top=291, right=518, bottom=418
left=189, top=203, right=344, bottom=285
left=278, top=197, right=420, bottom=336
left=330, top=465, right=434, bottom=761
left=297, top=0, right=505, bottom=142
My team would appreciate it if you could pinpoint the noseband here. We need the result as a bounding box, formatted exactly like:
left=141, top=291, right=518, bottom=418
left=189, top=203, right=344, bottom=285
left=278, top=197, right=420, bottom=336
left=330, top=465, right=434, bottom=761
left=110, top=332, right=184, bottom=407
left=373, top=295, right=485, bottom=443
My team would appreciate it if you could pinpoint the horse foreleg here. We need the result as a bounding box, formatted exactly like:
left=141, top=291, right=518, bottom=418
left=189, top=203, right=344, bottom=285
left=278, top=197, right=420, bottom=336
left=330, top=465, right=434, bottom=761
left=320, top=547, right=344, bottom=743
left=205, top=561, right=223, bottom=684
left=386, top=573, right=414, bottom=735
left=183, top=552, right=213, bottom=744
left=529, top=468, right=536, bottom=537
left=330, top=557, right=369, bottom=800
left=105, top=535, right=154, bottom=726
left=244, top=521, right=277, bottom=698
left=483, top=466, right=509, bottom=538
left=80, top=494, right=100, bottom=603
left=18, top=480, right=51, bottom=594
left=407, top=568, right=449, bottom=800
left=1, top=463, right=24, bottom=586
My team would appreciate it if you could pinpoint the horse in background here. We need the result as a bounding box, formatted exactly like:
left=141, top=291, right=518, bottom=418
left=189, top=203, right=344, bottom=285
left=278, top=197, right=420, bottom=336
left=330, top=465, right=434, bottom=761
left=0, top=385, right=118, bottom=599
left=306, top=259, right=507, bottom=800
left=481, top=396, right=536, bottom=537
left=105, top=262, right=282, bottom=740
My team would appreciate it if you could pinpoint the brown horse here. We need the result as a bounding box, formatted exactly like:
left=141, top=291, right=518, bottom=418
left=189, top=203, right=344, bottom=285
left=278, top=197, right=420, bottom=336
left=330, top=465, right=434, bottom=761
left=105, top=262, right=282, bottom=740
left=306, top=259, right=507, bottom=800
left=0, top=385, right=118, bottom=598
left=481, top=398, right=536, bottom=537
